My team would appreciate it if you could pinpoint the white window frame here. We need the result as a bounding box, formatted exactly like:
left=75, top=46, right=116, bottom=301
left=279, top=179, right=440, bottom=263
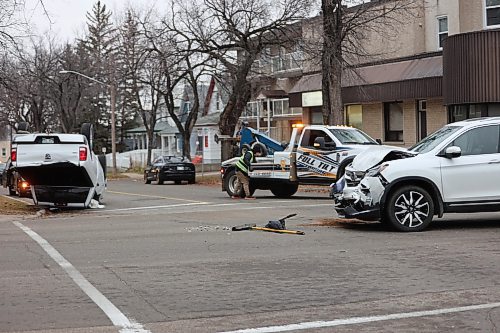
left=271, top=98, right=298, bottom=117
left=485, top=0, right=500, bottom=28
left=437, top=16, right=448, bottom=50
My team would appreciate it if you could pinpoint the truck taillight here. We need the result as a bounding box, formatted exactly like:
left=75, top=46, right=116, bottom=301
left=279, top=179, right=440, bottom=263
left=79, top=147, right=87, bottom=161
left=11, top=148, right=17, bottom=162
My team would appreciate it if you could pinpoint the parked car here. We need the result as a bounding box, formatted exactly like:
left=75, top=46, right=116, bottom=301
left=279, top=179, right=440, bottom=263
left=0, top=162, right=5, bottom=184
left=144, top=156, right=196, bottom=185
left=334, top=117, right=500, bottom=232
left=1, top=159, right=31, bottom=197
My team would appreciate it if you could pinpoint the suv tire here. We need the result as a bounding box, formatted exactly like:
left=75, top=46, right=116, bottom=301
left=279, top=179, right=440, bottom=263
left=385, top=185, right=434, bottom=232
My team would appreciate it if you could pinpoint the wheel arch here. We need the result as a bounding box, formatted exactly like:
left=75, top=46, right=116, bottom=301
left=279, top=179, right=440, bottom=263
left=380, top=177, right=444, bottom=218
left=337, top=156, right=354, bottom=179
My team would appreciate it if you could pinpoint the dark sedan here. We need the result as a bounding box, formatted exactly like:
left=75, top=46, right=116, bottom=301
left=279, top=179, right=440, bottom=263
left=1, top=159, right=31, bottom=197
left=144, top=156, right=196, bottom=185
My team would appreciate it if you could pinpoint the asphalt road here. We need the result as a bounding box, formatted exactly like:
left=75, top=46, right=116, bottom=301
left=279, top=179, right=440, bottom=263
left=1, top=178, right=500, bottom=333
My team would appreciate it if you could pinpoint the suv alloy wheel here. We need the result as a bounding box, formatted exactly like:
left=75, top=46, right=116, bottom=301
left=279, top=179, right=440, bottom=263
left=385, top=185, right=434, bottom=232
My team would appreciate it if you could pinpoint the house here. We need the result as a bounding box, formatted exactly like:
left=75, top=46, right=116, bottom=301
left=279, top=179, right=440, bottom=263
left=245, top=0, right=500, bottom=148
left=190, top=77, right=230, bottom=164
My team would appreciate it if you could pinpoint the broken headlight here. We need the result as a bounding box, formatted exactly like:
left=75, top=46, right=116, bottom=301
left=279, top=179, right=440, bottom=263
left=365, top=163, right=389, bottom=177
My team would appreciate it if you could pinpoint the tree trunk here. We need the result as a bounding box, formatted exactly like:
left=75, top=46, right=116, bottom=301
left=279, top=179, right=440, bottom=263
left=146, top=128, right=155, bottom=166
left=182, top=129, right=191, bottom=160
left=218, top=69, right=252, bottom=136
left=322, top=0, right=344, bottom=126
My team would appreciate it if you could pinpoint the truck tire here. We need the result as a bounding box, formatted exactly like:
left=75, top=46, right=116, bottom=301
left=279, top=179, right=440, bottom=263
left=224, top=169, right=240, bottom=197
left=17, top=122, right=29, bottom=132
left=81, top=123, right=94, bottom=150
left=98, top=155, right=107, bottom=179
left=223, top=169, right=254, bottom=198
left=270, top=183, right=298, bottom=198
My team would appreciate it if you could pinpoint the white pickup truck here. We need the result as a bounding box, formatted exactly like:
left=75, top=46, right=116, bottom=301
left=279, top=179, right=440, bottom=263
left=221, top=124, right=380, bottom=198
left=11, top=123, right=106, bottom=208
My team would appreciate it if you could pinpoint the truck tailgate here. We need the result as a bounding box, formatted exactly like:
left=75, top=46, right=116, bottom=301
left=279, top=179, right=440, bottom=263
left=15, top=143, right=81, bottom=167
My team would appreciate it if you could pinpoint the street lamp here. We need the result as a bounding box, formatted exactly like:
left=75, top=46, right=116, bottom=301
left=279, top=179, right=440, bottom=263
left=59, top=70, right=117, bottom=176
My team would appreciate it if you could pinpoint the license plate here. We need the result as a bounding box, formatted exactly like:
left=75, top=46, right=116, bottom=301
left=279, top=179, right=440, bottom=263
left=177, top=166, right=185, bottom=170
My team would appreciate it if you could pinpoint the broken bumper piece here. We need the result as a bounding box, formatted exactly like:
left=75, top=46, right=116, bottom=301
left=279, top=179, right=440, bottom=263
left=336, top=203, right=381, bottom=220
left=334, top=176, right=385, bottom=221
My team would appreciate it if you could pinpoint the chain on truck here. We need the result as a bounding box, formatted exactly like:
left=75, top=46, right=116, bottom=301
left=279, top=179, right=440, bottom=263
left=220, top=122, right=380, bottom=198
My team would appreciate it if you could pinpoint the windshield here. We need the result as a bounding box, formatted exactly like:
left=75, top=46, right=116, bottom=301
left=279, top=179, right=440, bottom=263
left=410, top=126, right=462, bottom=153
left=329, top=128, right=378, bottom=145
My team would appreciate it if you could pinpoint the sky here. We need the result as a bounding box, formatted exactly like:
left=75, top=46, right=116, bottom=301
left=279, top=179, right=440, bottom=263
left=23, top=0, right=167, bottom=43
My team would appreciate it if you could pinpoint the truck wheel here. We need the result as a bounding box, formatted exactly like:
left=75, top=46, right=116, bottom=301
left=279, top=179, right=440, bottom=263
left=81, top=123, right=94, bottom=150
left=98, top=155, right=107, bottom=179
left=17, top=122, right=29, bottom=132
left=157, top=176, right=164, bottom=185
left=385, top=185, right=434, bottom=232
left=270, top=183, right=298, bottom=198
left=223, top=169, right=244, bottom=197
left=144, top=173, right=151, bottom=184
left=188, top=176, right=196, bottom=184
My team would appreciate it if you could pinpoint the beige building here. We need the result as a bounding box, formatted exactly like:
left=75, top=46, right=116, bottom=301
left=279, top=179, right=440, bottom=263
left=243, top=0, right=500, bottom=148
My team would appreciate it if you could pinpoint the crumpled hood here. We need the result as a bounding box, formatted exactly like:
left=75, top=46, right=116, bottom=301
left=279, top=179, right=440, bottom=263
left=351, top=145, right=416, bottom=171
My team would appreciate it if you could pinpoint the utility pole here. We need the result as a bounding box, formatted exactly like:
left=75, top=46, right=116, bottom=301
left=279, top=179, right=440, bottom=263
left=59, top=70, right=117, bottom=176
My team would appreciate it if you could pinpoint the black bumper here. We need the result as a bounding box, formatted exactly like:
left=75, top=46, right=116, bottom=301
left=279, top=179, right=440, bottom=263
left=161, top=171, right=195, bottom=180
left=335, top=203, right=381, bottom=221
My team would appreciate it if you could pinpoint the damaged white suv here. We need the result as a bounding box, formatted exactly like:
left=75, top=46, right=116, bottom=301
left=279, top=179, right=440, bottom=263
left=334, top=117, right=500, bottom=231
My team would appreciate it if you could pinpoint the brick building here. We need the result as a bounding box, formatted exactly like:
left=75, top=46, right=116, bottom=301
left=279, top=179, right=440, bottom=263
left=243, top=0, right=500, bottom=148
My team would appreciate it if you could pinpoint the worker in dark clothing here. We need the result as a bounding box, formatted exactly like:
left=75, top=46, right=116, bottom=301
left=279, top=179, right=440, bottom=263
left=233, top=144, right=262, bottom=200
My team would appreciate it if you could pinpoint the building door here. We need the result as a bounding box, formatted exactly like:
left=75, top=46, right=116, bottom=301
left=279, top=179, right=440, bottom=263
left=417, top=100, right=427, bottom=142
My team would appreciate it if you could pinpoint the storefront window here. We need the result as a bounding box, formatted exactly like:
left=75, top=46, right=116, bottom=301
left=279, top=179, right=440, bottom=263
left=384, top=102, right=404, bottom=141
left=448, top=103, right=499, bottom=122
left=345, top=104, right=362, bottom=129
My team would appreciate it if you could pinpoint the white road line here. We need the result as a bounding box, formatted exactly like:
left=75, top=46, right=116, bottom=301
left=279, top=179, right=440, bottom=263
left=218, top=302, right=500, bottom=333
left=107, top=190, right=203, bottom=203
left=90, top=202, right=332, bottom=216
left=13, top=221, right=151, bottom=333
left=97, top=202, right=210, bottom=212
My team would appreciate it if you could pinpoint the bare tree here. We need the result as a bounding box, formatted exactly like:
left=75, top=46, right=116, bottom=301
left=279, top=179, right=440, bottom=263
left=321, top=0, right=421, bottom=125
left=146, top=12, right=212, bottom=160
left=172, top=0, right=315, bottom=136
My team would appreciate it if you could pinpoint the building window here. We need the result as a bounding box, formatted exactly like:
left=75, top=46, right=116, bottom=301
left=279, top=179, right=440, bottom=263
left=244, top=101, right=260, bottom=118
left=437, top=16, right=448, bottom=49
left=1, top=148, right=5, bottom=157
left=449, top=103, right=500, bottom=122
left=486, top=0, right=500, bottom=27
left=345, top=105, right=362, bottom=129
left=384, top=102, right=404, bottom=142
left=271, top=99, right=293, bottom=116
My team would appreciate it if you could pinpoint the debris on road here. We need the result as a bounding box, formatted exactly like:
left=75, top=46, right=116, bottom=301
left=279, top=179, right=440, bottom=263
left=186, top=225, right=232, bottom=232
left=232, top=214, right=304, bottom=235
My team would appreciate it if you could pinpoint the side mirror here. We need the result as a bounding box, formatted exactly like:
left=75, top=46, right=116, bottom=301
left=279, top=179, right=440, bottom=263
left=376, top=138, right=382, bottom=145
left=444, top=146, right=461, bottom=159
left=313, top=137, right=336, bottom=150
left=313, top=137, right=325, bottom=148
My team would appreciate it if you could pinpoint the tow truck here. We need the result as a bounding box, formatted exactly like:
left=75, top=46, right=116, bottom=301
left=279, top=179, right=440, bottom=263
left=221, top=123, right=380, bottom=198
